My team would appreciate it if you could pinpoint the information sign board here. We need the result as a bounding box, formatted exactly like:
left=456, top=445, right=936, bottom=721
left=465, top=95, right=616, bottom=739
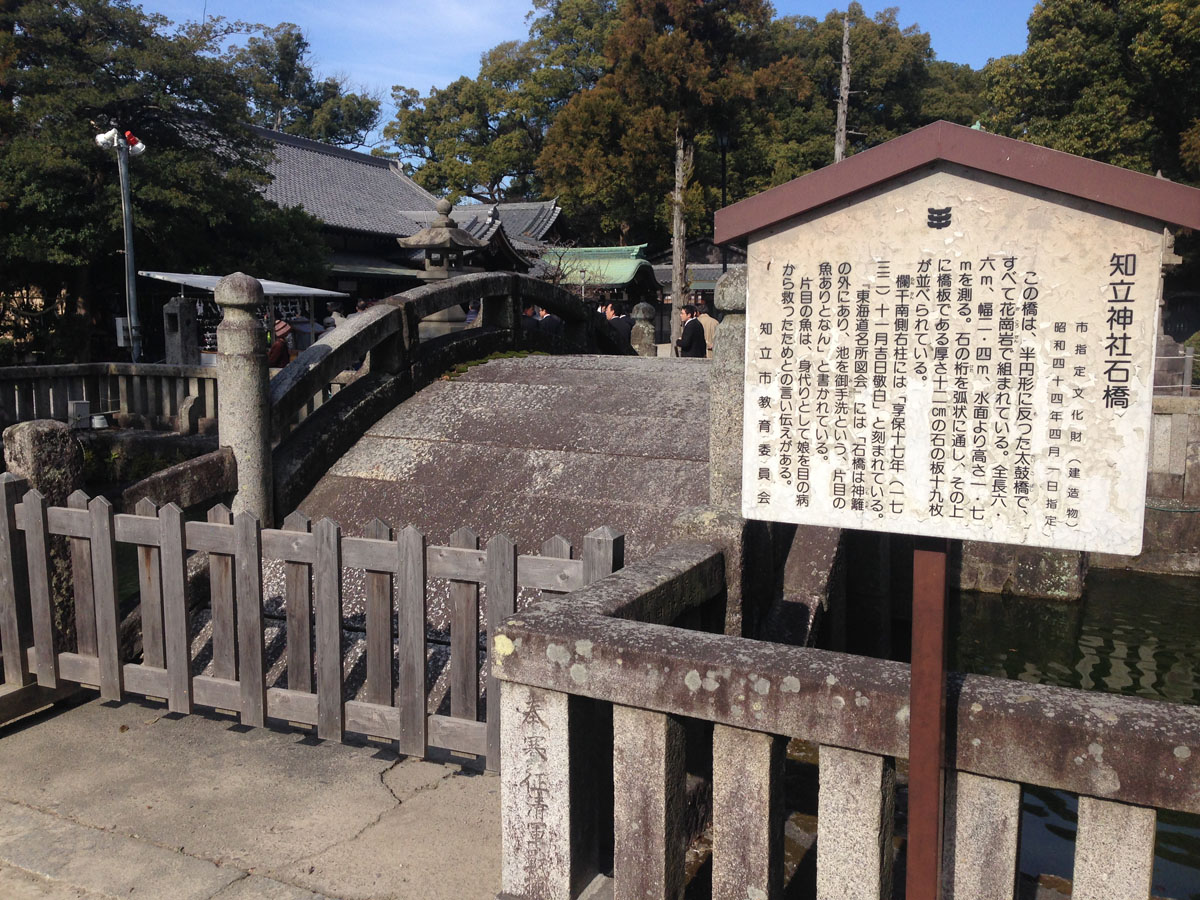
left=743, top=167, right=1164, bottom=555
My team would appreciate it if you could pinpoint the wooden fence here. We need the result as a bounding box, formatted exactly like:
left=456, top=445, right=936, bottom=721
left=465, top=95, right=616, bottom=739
left=0, top=473, right=623, bottom=771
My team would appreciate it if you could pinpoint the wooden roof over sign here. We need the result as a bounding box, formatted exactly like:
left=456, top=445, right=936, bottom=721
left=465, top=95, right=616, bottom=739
left=715, top=121, right=1200, bottom=243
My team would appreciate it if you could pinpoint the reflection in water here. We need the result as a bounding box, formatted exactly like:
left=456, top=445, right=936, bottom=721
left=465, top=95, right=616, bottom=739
left=949, top=569, right=1200, bottom=900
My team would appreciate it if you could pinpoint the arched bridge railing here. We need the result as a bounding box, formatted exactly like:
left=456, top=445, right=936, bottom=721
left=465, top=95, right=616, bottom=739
left=268, top=272, right=634, bottom=522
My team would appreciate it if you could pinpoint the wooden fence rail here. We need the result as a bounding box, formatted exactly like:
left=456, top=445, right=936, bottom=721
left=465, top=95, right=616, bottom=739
left=0, top=473, right=623, bottom=771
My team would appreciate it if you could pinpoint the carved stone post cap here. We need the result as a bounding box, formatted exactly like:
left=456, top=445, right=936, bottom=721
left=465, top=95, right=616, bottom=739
left=715, top=268, right=747, bottom=313
left=214, top=272, right=264, bottom=311
left=632, top=301, right=656, bottom=321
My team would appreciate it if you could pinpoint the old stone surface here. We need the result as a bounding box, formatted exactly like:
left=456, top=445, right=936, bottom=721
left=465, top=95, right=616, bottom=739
left=298, top=356, right=710, bottom=567
left=4, top=420, right=82, bottom=507
left=4, top=420, right=84, bottom=652
left=958, top=541, right=1087, bottom=601
left=711, top=724, right=783, bottom=900
left=215, top=272, right=273, bottom=526
left=1072, top=796, right=1156, bottom=900
left=0, top=697, right=500, bottom=900
left=815, top=745, right=894, bottom=900
left=941, top=772, right=1020, bottom=900
left=630, top=303, right=657, bottom=358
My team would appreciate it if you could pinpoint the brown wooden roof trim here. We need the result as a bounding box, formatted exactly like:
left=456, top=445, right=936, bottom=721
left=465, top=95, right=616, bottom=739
left=715, top=121, right=1200, bottom=243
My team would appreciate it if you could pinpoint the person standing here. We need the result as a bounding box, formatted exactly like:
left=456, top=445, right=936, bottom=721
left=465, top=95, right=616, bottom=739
left=604, top=300, right=633, bottom=347
left=695, top=298, right=719, bottom=358
left=676, top=305, right=706, bottom=358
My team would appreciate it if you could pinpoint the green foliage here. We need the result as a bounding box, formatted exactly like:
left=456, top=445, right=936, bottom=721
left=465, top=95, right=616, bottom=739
left=984, top=0, right=1200, bottom=181
left=230, top=23, right=381, bottom=149
left=380, top=0, right=617, bottom=201
left=0, top=0, right=329, bottom=361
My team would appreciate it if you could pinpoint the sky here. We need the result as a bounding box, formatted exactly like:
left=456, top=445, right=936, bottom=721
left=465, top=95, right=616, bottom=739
left=138, top=0, right=1039, bottom=140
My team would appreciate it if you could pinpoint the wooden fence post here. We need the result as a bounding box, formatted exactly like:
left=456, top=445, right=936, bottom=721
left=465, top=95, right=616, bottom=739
left=283, top=510, right=312, bottom=693
left=0, top=474, right=31, bottom=688
left=208, top=504, right=236, bottom=681
left=487, top=533, right=518, bottom=772
left=450, top=526, right=480, bottom=721
left=135, top=497, right=164, bottom=669
left=397, top=525, right=427, bottom=757
left=67, top=490, right=96, bottom=657
left=88, top=495, right=122, bottom=700
left=22, top=490, right=57, bottom=688
left=234, top=511, right=266, bottom=727
left=583, top=526, right=625, bottom=584
left=314, top=517, right=343, bottom=741
left=365, top=518, right=394, bottom=708
left=159, top=503, right=192, bottom=714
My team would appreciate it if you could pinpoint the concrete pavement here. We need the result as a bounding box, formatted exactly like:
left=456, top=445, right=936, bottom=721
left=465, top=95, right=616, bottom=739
left=0, top=695, right=501, bottom=900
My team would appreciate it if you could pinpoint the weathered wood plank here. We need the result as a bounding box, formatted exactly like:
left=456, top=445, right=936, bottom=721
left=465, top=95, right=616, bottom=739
left=44, top=507, right=91, bottom=538
left=0, top=475, right=32, bottom=687
left=397, top=525, right=427, bottom=757
left=486, top=533, right=517, bottom=772
left=345, top=699, right=400, bottom=741
left=112, top=514, right=158, bottom=545
left=427, top=544, right=487, bottom=582
left=192, top=674, right=240, bottom=711
left=266, top=686, right=318, bottom=726
left=261, top=528, right=316, bottom=564
left=184, top=520, right=235, bottom=554
left=341, top=536, right=400, bottom=573
left=207, top=505, right=236, bottom=681
left=134, top=498, right=164, bottom=669
left=584, top=526, right=625, bottom=585
left=314, top=517, right=343, bottom=741
left=22, top=491, right=57, bottom=688
left=428, top=714, right=488, bottom=757
left=66, top=491, right=96, bottom=657
left=450, top=527, right=479, bottom=723
left=55, top=650, right=100, bottom=685
left=89, top=496, right=123, bottom=700
left=518, top=554, right=584, bottom=593
left=364, top=518, right=393, bottom=708
left=282, top=511, right=312, bottom=693
left=234, top=512, right=266, bottom=727
left=159, top=503, right=192, bottom=714
left=122, top=663, right=169, bottom=699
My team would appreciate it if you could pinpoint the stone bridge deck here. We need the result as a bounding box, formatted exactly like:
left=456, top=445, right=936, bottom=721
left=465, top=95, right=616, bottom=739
left=298, top=355, right=712, bottom=558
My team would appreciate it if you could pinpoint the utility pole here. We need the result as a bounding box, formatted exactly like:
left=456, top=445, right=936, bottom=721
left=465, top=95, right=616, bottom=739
left=115, top=134, right=142, bottom=362
left=834, top=14, right=851, bottom=163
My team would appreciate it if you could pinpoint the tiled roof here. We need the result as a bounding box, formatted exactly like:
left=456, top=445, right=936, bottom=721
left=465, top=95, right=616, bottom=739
left=256, top=128, right=438, bottom=236
left=257, top=129, right=564, bottom=249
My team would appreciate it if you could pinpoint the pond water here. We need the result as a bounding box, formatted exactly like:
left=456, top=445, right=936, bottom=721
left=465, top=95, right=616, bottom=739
left=949, top=569, right=1200, bottom=899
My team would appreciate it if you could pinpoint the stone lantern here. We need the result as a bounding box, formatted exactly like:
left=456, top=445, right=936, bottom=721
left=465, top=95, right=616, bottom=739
left=397, top=198, right=486, bottom=279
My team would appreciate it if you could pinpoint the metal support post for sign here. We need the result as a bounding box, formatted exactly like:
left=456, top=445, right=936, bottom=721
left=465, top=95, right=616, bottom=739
left=907, top=538, right=949, bottom=900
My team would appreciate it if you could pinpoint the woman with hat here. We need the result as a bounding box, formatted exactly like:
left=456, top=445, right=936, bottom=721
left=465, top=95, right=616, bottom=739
left=268, top=319, right=293, bottom=367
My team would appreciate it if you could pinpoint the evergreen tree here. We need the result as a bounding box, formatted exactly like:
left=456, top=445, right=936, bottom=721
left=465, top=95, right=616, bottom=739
left=231, top=23, right=381, bottom=150
left=0, top=0, right=328, bottom=361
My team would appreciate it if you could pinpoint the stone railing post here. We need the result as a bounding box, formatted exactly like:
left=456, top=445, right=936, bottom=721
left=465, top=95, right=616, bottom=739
left=709, top=269, right=746, bottom=509
left=215, top=273, right=272, bottom=526
left=630, top=302, right=657, bottom=357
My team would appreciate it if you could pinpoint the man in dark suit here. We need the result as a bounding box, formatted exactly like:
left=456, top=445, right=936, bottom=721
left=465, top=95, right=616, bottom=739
left=604, top=300, right=633, bottom=347
left=676, top=304, right=706, bottom=358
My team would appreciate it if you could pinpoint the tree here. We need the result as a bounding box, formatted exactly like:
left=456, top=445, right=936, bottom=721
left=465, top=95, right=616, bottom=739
left=0, top=0, right=328, bottom=362
left=231, top=23, right=381, bottom=149
left=541, top=0, right=796, bottom=341
left=380, top=0, right=618, bottom=201
left=984, top=0, right=1200, bottom=180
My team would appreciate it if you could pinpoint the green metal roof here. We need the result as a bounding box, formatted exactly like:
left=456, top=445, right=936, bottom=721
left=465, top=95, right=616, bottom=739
left=544, top=245, right=656, bottom=289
